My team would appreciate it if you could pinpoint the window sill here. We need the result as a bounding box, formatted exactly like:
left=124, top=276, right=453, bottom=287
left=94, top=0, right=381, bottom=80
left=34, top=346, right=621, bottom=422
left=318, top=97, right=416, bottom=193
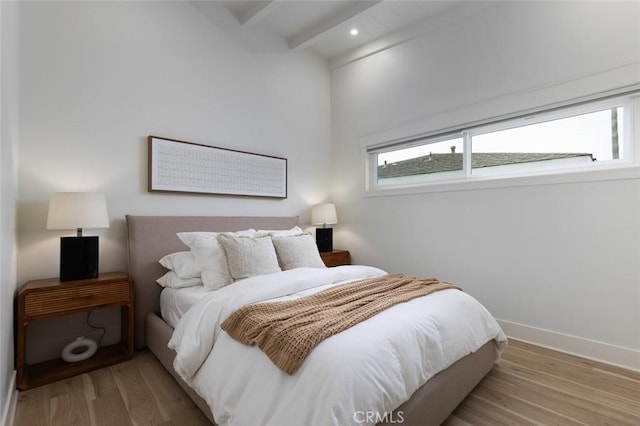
left=364, top=164, right=640, bottom=197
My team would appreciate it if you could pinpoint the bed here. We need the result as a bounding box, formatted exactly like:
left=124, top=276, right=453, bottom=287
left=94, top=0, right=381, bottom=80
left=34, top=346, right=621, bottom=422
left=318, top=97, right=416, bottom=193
left=126, top=215, right=506, bottom=426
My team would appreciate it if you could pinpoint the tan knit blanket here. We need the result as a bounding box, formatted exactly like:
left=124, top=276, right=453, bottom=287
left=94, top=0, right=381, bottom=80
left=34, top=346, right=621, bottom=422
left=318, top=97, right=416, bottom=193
left=220, top=273, right=461, bottom=375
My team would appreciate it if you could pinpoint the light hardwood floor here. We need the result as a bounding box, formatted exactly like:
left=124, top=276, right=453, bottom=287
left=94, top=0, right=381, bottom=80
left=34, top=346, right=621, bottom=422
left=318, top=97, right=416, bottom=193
left=14, top=339, right=640, bottom=425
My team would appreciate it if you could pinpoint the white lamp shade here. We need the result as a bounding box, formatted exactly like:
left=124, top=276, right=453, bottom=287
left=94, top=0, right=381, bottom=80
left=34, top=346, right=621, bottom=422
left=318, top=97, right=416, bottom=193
left=311, top=203, right=338, bottom=226
left=46, top=192, right=109, bottom=230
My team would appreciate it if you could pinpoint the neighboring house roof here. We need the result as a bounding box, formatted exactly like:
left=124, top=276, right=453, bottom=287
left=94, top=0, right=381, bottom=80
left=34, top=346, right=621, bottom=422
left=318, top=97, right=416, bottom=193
left=377, top=152, right=595, bottom=178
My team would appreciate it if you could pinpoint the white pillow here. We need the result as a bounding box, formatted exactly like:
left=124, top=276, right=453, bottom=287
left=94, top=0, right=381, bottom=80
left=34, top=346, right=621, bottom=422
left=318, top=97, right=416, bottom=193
left=158, top=251, right=200, bottom=279
left=219, top=235, right=281, bottom=281
left=156, top=271, right=203, bottom=289
left=272, top=233, right=326, bottom=270
left=257, top=226, right=304, bottom=238
left=177, top=229, right=255, bottom=290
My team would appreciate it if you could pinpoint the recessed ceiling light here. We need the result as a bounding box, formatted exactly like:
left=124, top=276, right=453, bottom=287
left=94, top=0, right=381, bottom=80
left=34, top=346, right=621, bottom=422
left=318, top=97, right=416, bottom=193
left=350, top=28, right=359, bottom=36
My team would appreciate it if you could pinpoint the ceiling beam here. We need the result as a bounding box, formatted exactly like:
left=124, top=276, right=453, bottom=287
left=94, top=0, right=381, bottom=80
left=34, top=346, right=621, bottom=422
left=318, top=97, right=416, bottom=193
left=240, top=1, right=279, bottom=27
left=288, top=0, right=382, bottom=50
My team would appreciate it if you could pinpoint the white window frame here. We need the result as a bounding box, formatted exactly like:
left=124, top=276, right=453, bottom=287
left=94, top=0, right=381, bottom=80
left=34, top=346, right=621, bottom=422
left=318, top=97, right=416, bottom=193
left=364, top=93, right=640, bottom=196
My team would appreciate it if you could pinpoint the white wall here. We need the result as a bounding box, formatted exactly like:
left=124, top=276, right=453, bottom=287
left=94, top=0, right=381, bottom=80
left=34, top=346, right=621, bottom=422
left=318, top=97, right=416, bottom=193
left=18, top=1, right=331, bottom=362
left=331, top=1, right=640, bottom=369
left=1, top=0, right=19, bottom=421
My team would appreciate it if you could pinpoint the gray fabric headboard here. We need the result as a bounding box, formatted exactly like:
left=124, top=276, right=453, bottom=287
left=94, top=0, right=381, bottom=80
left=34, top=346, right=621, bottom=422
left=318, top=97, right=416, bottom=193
left=126, top=215, right=299, bottom=349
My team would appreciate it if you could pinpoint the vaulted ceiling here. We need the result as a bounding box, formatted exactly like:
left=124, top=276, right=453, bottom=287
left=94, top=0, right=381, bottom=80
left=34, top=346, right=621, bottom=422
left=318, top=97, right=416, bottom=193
left=221, top=1, right=489, bottom=63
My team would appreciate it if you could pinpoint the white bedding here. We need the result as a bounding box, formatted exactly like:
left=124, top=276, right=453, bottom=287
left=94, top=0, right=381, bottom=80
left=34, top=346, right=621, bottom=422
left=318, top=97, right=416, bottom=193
left=160, top=285, right=210, bottom=328
left=169, top=266, right=507, bottom=426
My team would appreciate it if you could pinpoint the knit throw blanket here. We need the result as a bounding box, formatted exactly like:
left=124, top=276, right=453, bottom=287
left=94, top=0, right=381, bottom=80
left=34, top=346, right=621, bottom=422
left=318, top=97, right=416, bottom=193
left=220, top=273, right=461, bottom=375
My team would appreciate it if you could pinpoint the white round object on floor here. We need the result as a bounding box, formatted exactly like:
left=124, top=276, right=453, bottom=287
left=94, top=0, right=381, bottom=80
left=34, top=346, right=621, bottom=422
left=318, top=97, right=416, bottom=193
left=61, top=336, right=97, bottom=363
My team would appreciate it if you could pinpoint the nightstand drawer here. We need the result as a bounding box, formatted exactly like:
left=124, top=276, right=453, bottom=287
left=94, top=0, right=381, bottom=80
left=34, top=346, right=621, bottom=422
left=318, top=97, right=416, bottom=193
left=24, top=280, right=130, bottom=317
left=320, top=250, right=351, bottom=267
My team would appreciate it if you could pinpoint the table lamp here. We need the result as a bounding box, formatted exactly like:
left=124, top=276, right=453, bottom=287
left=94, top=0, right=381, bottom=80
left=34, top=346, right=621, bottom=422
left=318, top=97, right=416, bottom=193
left=47, top=192, right=109, bottom=281
left=311, top=203, right=337, bottom=252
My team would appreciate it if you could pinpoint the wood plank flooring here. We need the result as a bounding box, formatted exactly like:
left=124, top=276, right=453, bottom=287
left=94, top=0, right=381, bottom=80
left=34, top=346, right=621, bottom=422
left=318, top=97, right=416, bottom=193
left=445, top=340, right=640, bottom=426
left=14, top=351, right=210, bottom=426
left=14, top=339, right=640, bottom=425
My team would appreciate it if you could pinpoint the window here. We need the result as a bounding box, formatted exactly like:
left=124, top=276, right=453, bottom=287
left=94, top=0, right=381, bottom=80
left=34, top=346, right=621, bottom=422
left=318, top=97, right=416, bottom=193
left=368, top=94, right=637, bottom=191
left=377, top=136, right=463, bottom=185
left=470, top=107, right=623, bottom=176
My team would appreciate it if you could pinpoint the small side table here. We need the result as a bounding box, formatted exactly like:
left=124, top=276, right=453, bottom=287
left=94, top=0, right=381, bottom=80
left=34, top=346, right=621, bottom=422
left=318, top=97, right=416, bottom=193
left=15, top=272, right=134, bottom=390
left=320, top=250, right=351, bottom=267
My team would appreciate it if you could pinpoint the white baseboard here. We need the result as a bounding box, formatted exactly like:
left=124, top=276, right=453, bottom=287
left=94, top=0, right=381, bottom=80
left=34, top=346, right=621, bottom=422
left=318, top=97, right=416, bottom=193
left=497, top=319, right=640, bottom=372
left=1, top=371, right=17, bottom=426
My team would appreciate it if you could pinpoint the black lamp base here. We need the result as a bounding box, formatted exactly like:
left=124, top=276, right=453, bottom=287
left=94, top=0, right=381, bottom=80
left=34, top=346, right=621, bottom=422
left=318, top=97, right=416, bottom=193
left=60, top=236, right=99, bottom=281
left=316, top=228, right=333, bottom=253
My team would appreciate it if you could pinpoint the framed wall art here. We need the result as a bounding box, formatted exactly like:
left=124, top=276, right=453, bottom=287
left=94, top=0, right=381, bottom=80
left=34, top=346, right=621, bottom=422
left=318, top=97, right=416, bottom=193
left=148, top=136, right=287, bottom=198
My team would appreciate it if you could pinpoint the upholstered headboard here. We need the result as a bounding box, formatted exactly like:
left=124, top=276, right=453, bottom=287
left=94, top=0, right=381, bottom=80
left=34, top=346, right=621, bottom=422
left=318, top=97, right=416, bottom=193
left=126, top=215, right=299, bottom=349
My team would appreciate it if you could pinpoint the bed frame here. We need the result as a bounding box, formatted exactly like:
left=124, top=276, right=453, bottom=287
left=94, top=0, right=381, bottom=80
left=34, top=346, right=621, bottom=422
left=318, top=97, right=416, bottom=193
left=126, top=215, right=498, bottom=426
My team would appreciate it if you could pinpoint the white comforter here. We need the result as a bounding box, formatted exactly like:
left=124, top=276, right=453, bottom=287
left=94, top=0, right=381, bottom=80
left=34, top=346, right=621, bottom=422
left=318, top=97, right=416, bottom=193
left=169, top=266, right=507, bottom=426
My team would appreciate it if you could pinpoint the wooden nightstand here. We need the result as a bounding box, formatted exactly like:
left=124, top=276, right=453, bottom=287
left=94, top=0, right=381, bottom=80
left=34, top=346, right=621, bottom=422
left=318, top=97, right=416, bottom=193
left=15, top=272, right=134, bottom=390
left=320, top=250, right=351, bottom=267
